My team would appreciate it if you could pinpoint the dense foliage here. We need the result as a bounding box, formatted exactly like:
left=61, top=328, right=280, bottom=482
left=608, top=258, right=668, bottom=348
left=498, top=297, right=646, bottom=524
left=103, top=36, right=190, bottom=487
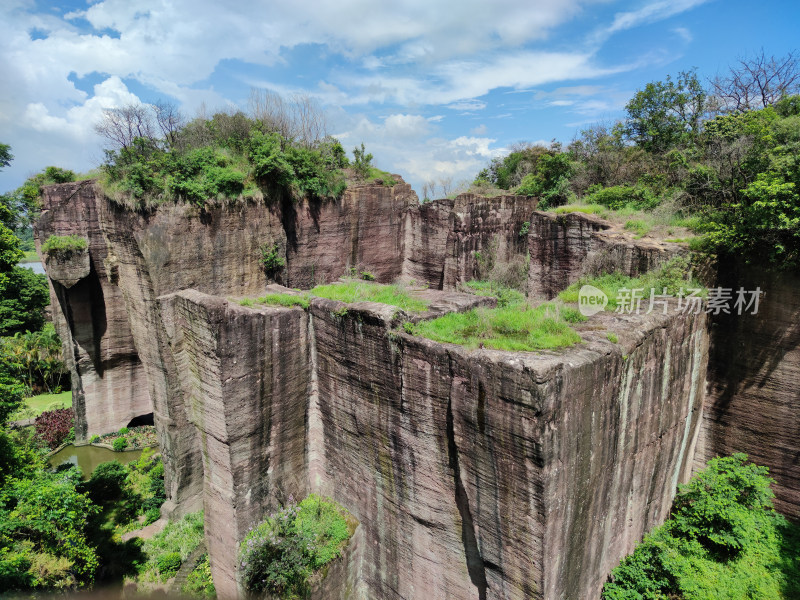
left=474, top=77, right=800, bottom=267
left=603, top=454, right=800, bottom=599
left=239, top=494, right=352, bottom=597
left=100, top=110, right=350, bottom=208
left=33, top=407, right=74, bottom=450
left=0, top=324, right=68, bottom=394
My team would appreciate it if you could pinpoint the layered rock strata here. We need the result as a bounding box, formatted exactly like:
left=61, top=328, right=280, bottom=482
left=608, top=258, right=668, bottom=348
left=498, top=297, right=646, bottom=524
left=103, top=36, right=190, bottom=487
left=164, top=286, right=707, bottom=600
left=35, top=181, right=151, bottom=438
left=527, top=211, right=684, bottom=299
left=696, top=261, right=800, bottom=518
left=402, top=194, right=537, bottom=289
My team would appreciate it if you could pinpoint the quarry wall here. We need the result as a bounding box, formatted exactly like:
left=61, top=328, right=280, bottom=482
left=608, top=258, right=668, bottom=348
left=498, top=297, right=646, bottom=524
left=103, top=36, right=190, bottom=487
left=33, top=178, right=800, bottom=598
left=161, top=287, right=707, bottom=600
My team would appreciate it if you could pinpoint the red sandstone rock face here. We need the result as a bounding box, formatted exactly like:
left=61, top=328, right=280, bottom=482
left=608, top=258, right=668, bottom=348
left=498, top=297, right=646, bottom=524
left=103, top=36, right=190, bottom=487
left=284, top=181, right=416, bottom=288
left=164, top=287, right=707, bottom=600
left=527, top=211, right=685, bottom=299
left=403, top=194, right=537, bottom=289
left=35, top=181, right=151, bottom=438
left=696, top=261, right=800, bottom=518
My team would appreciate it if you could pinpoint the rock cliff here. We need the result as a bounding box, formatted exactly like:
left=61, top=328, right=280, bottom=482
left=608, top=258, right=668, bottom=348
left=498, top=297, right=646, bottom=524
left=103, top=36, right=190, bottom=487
left=33, top=178, right=799, bottom=599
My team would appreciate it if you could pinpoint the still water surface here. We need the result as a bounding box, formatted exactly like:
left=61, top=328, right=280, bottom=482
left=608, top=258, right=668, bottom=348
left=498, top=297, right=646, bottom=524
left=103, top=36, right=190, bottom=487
left=48, top=444, right=146, bottom=479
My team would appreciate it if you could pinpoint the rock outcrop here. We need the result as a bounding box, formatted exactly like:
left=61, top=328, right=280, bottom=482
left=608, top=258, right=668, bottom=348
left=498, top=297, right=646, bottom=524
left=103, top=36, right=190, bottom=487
left=35, top=181, right=151, bottom=439
left=527, top=211, right=684, bottom=299
left=696, top=261, right=800, bottom=518
left=163, top=287, right=706, bottom=599
left=403, top=194, right=536, bottom=288
left=34, top=178, right=799, bottom=599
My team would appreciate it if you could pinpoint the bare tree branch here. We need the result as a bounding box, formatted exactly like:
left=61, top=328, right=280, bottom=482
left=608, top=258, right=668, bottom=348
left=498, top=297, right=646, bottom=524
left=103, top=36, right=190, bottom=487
left=710, top=49, right=800, bottom=113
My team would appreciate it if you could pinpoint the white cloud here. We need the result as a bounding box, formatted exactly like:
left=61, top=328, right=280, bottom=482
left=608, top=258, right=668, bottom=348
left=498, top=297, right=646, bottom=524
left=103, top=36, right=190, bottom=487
left=592, top=0, right=710, bottom=44
left=470, top=124, right=488, bottom=135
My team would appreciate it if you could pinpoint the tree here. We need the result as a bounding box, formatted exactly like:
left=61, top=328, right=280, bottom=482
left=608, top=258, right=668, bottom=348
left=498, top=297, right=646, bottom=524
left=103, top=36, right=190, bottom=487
left=94, top=103, right=157, bottom=150
left=711, top=49, right=800, bottom=113
left=0, top=144, right=12, bottom=171
left=624, top=69, right=707, bottom=152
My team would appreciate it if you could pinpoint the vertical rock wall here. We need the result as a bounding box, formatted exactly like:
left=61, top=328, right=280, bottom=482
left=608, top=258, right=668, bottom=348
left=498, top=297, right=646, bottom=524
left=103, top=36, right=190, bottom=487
left=160, top=291, right=311, bottom=599
left=165, top=286, right=707, bottom=600
left=402, top=195, right=537, bottom=289
left=696, top=261, right=800, bottom=518
left=35, top=182, right=151, bottom=438
left=527, top=211, right=684, bottom=299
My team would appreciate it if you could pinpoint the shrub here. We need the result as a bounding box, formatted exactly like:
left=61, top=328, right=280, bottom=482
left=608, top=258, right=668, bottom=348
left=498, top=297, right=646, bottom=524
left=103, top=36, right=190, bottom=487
left=86, top=461, right=128, bottom=503
left=137, top=511, right=205, bottom=583
left=183, top=553, right=215, bottom=597
left=352, top=143, right=373, bottom=179
left=34, top=408, right=73, bottom=449
left=112, top=437, right=128, bottom=452
left=260, top=243, right=285, bottom=275
left=144, top=507, right=161, bottom=526
left=118, top=426, right=129, bottom=435
left=360, top=270, right=375, bottom=281
left=41, top=235, right=88, bottom=259
left=239, top=495, right=352, bottom=596
left=156, top=552, right=182, bottom=579
left=89, top=435, right=100, bottom=443
left=585, top=185, right=660, bottom=210
left=603, top=454, right=800, bottom=599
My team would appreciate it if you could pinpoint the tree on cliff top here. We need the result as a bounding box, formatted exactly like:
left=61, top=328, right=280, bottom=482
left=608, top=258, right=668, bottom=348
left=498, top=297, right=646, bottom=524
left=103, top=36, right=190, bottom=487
left=711, top=49, right=800, bottom=113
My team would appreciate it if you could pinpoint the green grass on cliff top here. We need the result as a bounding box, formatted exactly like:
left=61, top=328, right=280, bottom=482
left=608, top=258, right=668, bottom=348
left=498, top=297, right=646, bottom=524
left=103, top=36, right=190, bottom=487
left=239, top=293, right=310, bottom=309
left=558, top=256, right=706, bottom=310
left=407, top=296, right=585, bottom=352
left=310, top=280, right=429, bottom=313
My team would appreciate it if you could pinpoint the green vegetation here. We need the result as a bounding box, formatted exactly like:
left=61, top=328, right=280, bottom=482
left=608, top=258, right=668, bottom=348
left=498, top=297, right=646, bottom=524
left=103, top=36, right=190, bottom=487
left=183, top=553, right=216, bottom=597
left=134, top=511, right=205, bottom=585
left=311, top=280, right=429, bottom=313
left=20, top=250, right=38, bottom=263
left=239, top=494, right=353, bottom=598
left=407, top=300, right=584, bottom=352
left=558, top=257, right=705, bottom=310
left=41, top=234, right=88, bottom=258
left=1, top=324, right=68, bottom=397
left=240, top=292, right=310, bottom=309
left=470, top=57, right=800, bottom=268
left=462, top=280, right=526, bottom=308
left=93, top=425, right=158, bottom=450
left=261, top=242, right=286, bottom=275
left=13, top=390, right=72, bottom=418
left=606, top=332, right=619, bottom=343
left=95, top=103, right=352, bottom=209
left=603, top=454, right=800, bottom=599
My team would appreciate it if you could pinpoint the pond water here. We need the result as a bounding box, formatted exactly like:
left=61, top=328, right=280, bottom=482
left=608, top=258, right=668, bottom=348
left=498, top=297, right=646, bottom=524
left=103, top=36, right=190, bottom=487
left=48, top=444, right=147, bottom=479
left=19, top=261, right=45, bottom=275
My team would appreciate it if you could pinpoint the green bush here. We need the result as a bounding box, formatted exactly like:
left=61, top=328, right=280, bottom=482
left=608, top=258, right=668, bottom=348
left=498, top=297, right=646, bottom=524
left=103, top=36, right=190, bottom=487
left=86, top=461, right=128, bottom=503
left=183, top=553, right=215, bottom=597
left=118, top=426, right=129, bottom=435
left=603, top=454, right=800, bottom=599
left=585, top=185, right=660, bottom=210
left=137, top=511, right=205, bottom=583
left=260, top=243, right=285, bottom=275
left=89, top=435, right=100, bottom=443
left=41, top=235, right=88, bottom=258
left=156, top=552, right=182, bottom=579
left=112, top=437, right=128, bottom=452
left=239, top=495, right=352, bottom=596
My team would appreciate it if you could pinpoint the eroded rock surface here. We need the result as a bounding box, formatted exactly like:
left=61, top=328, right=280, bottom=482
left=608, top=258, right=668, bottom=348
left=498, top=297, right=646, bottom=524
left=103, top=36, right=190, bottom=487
left=696, top=261, right=800, bottom=518
left=35, top=181, right=151, bottom=438
left=403, top=195, right=536, bottom=289
left=527, top=211, right=684, bottom=299
left=164, top=289, right=707, bottom=600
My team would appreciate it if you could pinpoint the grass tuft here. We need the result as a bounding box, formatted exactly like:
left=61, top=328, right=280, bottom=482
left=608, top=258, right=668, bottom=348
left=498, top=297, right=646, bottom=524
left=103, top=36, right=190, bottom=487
left=311, top=280, right=428, bottom=313
left=408, top=301, right=583, bottom=352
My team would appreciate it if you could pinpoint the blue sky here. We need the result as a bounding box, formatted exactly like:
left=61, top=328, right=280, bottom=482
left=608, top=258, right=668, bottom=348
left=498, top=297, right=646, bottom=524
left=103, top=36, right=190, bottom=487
left=1, top=0, right=798, bottom=197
